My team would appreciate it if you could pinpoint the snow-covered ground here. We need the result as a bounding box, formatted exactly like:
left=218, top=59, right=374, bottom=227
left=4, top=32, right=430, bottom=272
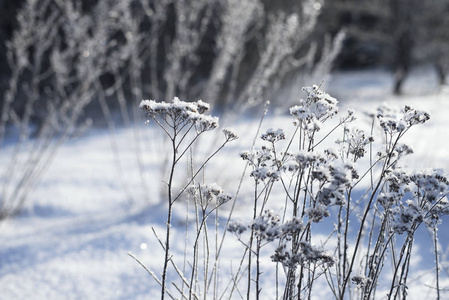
left=1, top=68, right=449, bottom=299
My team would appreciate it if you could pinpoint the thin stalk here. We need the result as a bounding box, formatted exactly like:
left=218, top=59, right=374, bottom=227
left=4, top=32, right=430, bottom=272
left=182, top=150, right=193, bottom=297
left=434, top=226, right=441, bottom=300
left=210, top=99, right=269, bottom=291
left=364, top=207, right=379, bottom=285
left=128, top=253, right=176, bottom=300
left=247, top=184, right=259, bottom=300
left=256, top=239, right=261, bottom=300
left=398, top=239, right=414, bottom=300
left=336, top=205, right=344, bottom=295
left=213, top=201, right=219, bottom=299
left=173, top=140, right=230, bottom=203
left=203, top=210, right=210, bottom=300
left=161, top=135, right=178, bottom=300
left=189, top=206, right=215, bottom=300
left=342, top=188, right=352, bottom=279
left=389, top=232, right=414, bottom=300
left=226, top=247, right=249, bottom=300
left=189, top=189, right=201, bottom=300
left=366, top=229, right=396, bottom=299
left=340, top=133, right=402, bottom=298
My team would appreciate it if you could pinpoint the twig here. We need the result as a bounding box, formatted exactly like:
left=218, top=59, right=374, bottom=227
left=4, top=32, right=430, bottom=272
left=128, top=252, right=176, bottom=300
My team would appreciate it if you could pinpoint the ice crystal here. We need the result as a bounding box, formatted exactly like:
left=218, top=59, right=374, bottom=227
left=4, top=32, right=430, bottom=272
left=312, top=166, right=332, bottom=182
left=317, top=186, right=346, bottom=206
left=281, top=161, right=300, bottom=173
left=279, top=217, right=304, bottom=238
left=324, top=147, right=340, bottom=161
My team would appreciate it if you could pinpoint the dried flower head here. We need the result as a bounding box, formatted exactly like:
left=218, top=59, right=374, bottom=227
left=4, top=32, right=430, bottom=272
left=250, top=167, right=280, bottom=182
left=290, top=85, right=339, bottom=131
left=227, top=221, right=248, bottom=236
left=187, top=183, right=232, bottom=207
left=410, top=169, right=449, bottom=203
left=251, top=209, right=283, bottom=242
left=392, top=201, right=424, bottom=234
left=240, top=147, right=274, bottom=168
left=140, top=97, right=219, bottom=132
left=272, top=241, right=335, bottom=269
left=261, top=128, right=285, bottom=143
left=337, top=127, right=373, bottom=160
left=377, top=104, right=430, bottom=135
left=352, top=275, right=371, bottom=289
left=306, top=206, right=330, bottom=223
left=223, top=128, right=239, bottom=141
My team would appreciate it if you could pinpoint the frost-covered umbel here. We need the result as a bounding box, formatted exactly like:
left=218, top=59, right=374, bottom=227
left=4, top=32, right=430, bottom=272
left=140, top=97, right=218, bottom=132
left=377, top=104, right=430, bottom=134
left=290, top=85, right=339, bottom=131
left=187, top=183, right=233, bottom=206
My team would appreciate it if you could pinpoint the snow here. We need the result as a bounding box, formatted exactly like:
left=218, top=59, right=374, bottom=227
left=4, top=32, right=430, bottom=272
left=1, top=68, right=449, bottom=299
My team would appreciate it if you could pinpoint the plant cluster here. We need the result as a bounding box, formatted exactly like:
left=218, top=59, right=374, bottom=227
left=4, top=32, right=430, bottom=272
left=136, top=97, right=238, bottom=300
left=134, top=86, right=449, bottom=300
left=225, top=86, right=449, bottom=300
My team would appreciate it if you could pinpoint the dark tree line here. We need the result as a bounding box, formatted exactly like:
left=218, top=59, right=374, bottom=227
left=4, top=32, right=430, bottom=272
left=320, top=0, right=449, bottom=94
left=0, top=0, right=448, bottom=100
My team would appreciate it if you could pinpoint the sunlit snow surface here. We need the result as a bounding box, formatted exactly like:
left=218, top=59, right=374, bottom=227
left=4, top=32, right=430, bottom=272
left=1, top=68, right=449, bottom=299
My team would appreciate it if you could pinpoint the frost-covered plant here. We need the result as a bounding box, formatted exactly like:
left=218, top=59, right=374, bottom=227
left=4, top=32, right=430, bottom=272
left=136, top=97, right=237, bottom=300
left=132, top=85, right=448, bottom=299
left=184, top=182, right=233, bottom=298
left=0, top=0, right=166, bottom=219
left=227, top=85, right=449, bottom=299
left=0, top=0, right=137, bottom=219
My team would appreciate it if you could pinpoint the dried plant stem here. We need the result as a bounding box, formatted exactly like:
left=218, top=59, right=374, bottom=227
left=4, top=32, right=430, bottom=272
left=256, top=239, right=262, bottom=300
left=434, top=226, right=441, bottom=300
left=390, top=233, right=414, bottom=299
left=161, top=137, right=177, bottom=300
left=161, top=202, right=174, bottom=300
left=208, top=102, right=269, bottom=296
left=128, top=252, right=176, bottom=300
left=340, top=136, right=401, bottom=299
left=247, top=184, right=260, bottom=299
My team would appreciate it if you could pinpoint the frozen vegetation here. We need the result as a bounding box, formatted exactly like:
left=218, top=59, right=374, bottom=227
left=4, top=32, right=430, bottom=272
left=1, top=0, right=449, bottom=299
left=1, top=69, right=449, bottom=299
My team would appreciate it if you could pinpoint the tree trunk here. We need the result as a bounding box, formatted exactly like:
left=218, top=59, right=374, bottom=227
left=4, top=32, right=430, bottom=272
left=391, top=0, right=413, bottom=95
left=435, top=63, right=447, bottom=86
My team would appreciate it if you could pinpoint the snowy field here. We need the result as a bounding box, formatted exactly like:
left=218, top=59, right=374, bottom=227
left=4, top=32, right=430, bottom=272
left=1, top=68, right=449, bottom=299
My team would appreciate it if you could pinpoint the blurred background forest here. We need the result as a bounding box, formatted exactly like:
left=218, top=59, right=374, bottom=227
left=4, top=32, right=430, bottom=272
left=0, top=0, right=448, bottom=118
